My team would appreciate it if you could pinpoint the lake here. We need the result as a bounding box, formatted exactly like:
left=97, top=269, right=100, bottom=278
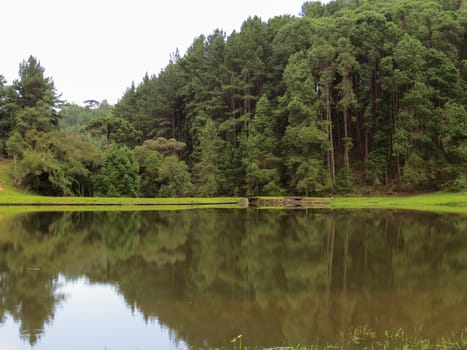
left=0, top=209, right=466, bottom=349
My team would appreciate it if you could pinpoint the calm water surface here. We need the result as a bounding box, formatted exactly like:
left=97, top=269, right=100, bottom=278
left=0, top=209, right=466, bottom=349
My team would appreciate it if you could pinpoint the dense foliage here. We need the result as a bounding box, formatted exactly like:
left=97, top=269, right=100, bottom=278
left=0, top=0, right=466, bottom=197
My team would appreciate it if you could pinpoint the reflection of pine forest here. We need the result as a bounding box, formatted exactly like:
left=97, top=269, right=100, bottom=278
left=0, top=210, right=466, bottom=347
left=1, top=0, right=466, bottom=197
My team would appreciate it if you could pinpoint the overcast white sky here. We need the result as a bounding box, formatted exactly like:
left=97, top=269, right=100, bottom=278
left=2, top=0, right=309, bottom=105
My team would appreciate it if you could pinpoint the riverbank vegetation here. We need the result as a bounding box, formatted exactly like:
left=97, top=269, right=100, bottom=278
left=219, top=327, right=467, bottom=349
left=1, top=0, right=466, bottom=198
left=1, top=160, right=465, bottom=213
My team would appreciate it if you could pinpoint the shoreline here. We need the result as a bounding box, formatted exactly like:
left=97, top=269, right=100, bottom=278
left=0, top=192, right=465, bottom=214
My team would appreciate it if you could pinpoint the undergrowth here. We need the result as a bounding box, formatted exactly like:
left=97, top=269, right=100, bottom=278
left=211, top=327, right=467, bottom=350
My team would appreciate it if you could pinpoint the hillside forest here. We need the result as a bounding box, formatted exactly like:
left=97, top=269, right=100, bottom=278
left=0, top=0, right=466, bottom=197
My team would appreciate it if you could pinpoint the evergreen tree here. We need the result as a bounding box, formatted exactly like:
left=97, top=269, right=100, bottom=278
left=95, top=144, right=140, bottom=197
left=84, top=116, right=142, bottom=147
left=240, top=95, right=283, bottom=196
left=5, top=131, right=30, bottom=178
left=0, top=75, right=14, bottom=153
left=10, top=56, right=61, bottom=139
left=157, top=155, right=193, bottom=197
left=193, top=118, right=224, bottom=197
left=282, top=52, right=331, bottom=195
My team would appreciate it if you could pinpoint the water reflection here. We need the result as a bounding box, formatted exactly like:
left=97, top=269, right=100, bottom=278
left=0, top=276, right=187, bottom=350
left=0, top=209, right=466, bottom=349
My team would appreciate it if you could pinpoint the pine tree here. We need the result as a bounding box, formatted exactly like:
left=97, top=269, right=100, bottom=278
left=11, top=56, right=61, bottom=139
left=241, top=95, right=283, bottom=196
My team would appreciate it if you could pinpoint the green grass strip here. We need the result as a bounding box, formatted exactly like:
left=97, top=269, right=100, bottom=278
left=330, top=192, right=467, bottom=214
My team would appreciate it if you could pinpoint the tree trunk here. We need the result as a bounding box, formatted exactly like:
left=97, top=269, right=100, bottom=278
left=343, top=107, right=350, bottom=172
left=327, top=91, right=336, bottom=185
left=396, top=155, right=401, bottom=188
left=14, top=155, right=17, bottom=181
left=364, top=128, right=369, bottom=161
left=171, top=109, right=176, bottom=138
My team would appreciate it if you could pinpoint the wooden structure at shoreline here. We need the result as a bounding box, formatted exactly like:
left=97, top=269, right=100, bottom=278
left=246, top=196, right=328, bottom=208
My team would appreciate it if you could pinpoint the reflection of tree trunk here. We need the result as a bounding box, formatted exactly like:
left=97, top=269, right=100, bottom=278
left=232, top=253, right=236, bottom=298
left=106, top=256, right=110, bottom=279
left=364, top=237, right=368, bottom=274
left=326, top=218, right=335, bottom=300
left=396, top=216, right=401, bottom=246
left=343, top=221, right=349, bottom=294
left=172, top=264, right=175, bottom=287
left=246, top=248, right=250, bottom=301
left=386, top=215, right=396, bottom=322
left=385, top=215, right=393, bottom=286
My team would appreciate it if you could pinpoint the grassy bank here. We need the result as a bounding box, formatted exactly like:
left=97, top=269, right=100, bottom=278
left=252, top=192, right=466, bottom=213
left=1, top=192, right=464, bottom=215
left=0, top=160, right=241, bottom=206
left=99, top=327, right=467, bottom=349
left=0, top=193, right=242, bottom=206
left=330, top=192, right=467, bottom=213
left=0, top=188, right=242, bottom=208
left=1, top=160, right=465, bottom=213
left=97, top=327, right=467, bottom=349
left=213, top=327, right=467, bottom=350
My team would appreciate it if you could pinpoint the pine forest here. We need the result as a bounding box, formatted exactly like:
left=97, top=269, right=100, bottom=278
left=1, top=0, right=466, bottom=197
